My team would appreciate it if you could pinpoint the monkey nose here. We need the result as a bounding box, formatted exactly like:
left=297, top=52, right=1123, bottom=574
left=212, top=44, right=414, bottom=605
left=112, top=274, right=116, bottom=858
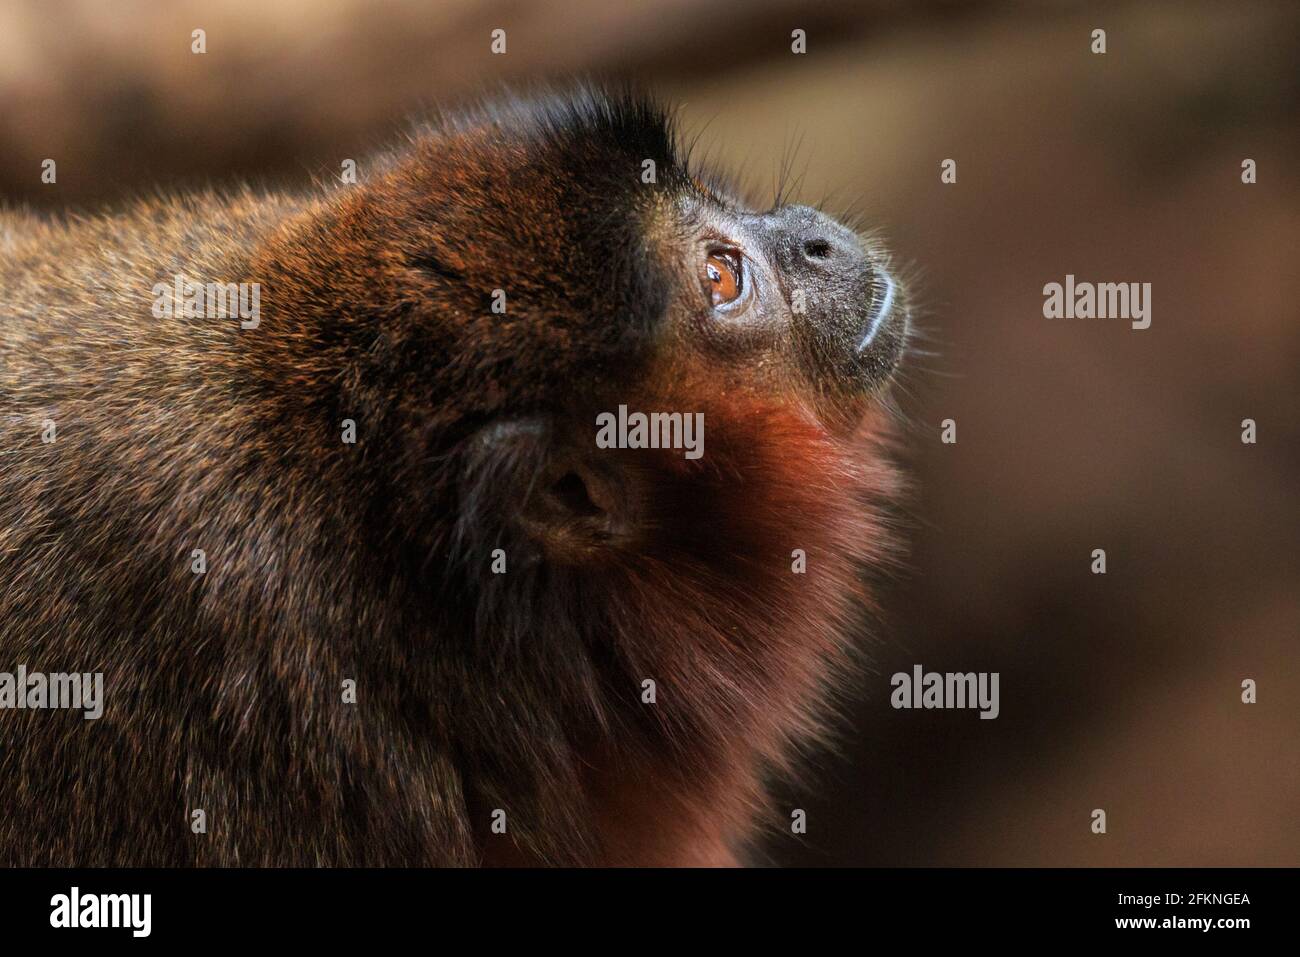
left=745, top=203, right=907, bottom=415
left=772, top=205, right=862, bottom=269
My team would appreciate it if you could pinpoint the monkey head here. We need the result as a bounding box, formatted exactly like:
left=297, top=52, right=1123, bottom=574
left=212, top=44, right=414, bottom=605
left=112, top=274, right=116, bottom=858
left=250, top=88, right=909, bottom=863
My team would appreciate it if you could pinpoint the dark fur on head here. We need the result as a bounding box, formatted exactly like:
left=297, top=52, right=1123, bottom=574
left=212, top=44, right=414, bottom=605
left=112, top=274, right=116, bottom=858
left=0, top=87, right=905, bottom=865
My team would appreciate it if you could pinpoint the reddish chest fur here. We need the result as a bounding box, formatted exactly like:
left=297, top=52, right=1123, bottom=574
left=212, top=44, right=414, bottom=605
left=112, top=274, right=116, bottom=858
left=482, top=366, right=900, bottom=865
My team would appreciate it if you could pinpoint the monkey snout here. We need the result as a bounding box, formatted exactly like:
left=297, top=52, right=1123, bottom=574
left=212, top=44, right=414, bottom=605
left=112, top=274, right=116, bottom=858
left=769, top=205, right=861, bottom=270
left=769, top=206, right=908, bottom=398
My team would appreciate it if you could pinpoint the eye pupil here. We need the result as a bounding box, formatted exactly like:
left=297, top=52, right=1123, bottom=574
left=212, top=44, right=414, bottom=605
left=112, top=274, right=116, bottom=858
left=704, top=253, right=741, bottom=306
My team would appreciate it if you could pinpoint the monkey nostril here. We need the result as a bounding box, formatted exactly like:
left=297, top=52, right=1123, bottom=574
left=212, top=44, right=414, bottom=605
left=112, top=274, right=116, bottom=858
left=802, top=239, right=832, bottom=260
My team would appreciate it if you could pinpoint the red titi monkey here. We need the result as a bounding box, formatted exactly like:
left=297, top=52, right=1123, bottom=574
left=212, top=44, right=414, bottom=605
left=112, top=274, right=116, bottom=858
left=0, top=89, right=908, bottom=866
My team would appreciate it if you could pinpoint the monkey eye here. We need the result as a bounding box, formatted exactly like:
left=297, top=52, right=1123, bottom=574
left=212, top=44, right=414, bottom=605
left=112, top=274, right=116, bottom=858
left=703, top=251, right=743, bottom=307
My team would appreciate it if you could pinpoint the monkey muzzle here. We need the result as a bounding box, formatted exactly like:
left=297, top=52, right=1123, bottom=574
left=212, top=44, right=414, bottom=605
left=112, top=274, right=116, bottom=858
left=760, top=205, right=908, bottom=420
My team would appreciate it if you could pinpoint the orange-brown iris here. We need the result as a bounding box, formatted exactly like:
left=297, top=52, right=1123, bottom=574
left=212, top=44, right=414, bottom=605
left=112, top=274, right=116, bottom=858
left=705, top=253, right=741, bottom=306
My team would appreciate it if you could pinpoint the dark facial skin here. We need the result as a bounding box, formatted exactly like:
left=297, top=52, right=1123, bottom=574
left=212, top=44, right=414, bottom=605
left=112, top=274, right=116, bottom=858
left=658, top=194, right=909, bottom=433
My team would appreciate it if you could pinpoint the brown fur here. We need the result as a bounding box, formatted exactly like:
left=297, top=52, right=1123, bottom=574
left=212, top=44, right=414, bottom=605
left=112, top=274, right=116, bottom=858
left=0, top=89, right=904, bottom=866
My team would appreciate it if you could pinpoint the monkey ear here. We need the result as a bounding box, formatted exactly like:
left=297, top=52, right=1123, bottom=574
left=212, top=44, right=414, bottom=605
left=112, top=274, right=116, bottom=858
left=520, top=458, right=633, bottom=560
left=464, top=419, right=633, bottom=563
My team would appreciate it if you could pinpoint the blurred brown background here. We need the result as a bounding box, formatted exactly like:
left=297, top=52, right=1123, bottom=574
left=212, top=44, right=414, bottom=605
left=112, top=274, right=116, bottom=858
left=3, top=0, right=1296, bottom=865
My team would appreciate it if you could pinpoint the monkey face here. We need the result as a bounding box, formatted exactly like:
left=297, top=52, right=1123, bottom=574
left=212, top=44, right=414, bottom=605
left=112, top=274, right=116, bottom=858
left=654, top=194, right=908, bottom=432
